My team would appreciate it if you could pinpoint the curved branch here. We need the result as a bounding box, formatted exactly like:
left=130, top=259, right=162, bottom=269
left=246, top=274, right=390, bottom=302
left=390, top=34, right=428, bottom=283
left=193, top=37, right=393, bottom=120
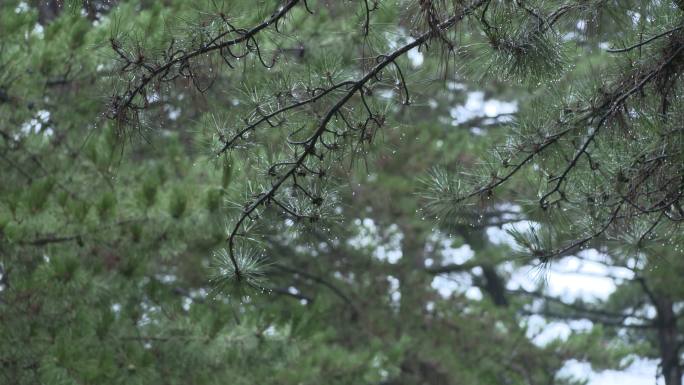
left=224, top=0, right=489, bottom=277
left=607, top=25, right=684, bottom=53
left=272, top=263, right=359, bottom=317
left=217, top=80, right=356, bottom=154
left=110, top=0, right=301, bottom=118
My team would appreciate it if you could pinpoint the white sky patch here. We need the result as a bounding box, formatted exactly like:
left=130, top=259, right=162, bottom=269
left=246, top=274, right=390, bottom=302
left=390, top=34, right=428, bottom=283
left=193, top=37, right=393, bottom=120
left=378, top=89, right=395, bottom=99
left=407, top=46, right=424, bottom=67
left=426, top=231, right=475, bottom=265
left=386, top=29, right=423, bottom=68
left=181, top=297, right=192, bottom=311
left=425, top=301, right=435, bottom=312
left=426, top=233, right=482, bottom=299
left=627, top=11, right=641, bottom=25
left=348, top=219, right=403, bottom=264
left=137, top=302, right=160, bottom=327
left=37, top=110, right=50, bottom=122
left=546, top=269, right=615, bottom=302
left=15, top=1, right=29, bottom=13
left=525, top=314, right=593, bottom=347
left=431, top=274, right=473, bottom=298
left=464, top=286, right=483, bottom=301
left=263, top=325, right=278, bottom=337
left=148, top=92, right=160, bottom=103
left=487, top=226, right=514, bottom=246
left=487, top=220, right=539, bottom=247
left=92, top=14, right=108, bottom=27
left=348, top=218, right=378, bottom=249
left=334, top=271, right=356, bottom=285
left=674, top=302, right=684, bottom=314
left=503, top=251, right=626, bottom=302
left=443, top=243, right=474, bottom=265
left=558, top=357, right=663, bottom=385
left=32, top=23, right=45, bottom=38
left=447, top=81, right=467, bottom=91
left=189, top=288, right=208, bottom=300
left=20, top=110, right=53, bottom=137
left=374, top=223, right=403, bottom=264
left=450, top=91, right=518, bottom=126
left=165, top=105, right=181, bottom=120
left=430, top=259, right=477, bottom=297
left=387, top=275, right=401, bottom=305
left=563, top=32, right=577, bottom=42
left=504, top=261, right=544, bottom=292
left=156, top=273, right=177, bottom=283
left=545, top=249, right=634, bottom=302
left=627, top=254, right=647, bottom=270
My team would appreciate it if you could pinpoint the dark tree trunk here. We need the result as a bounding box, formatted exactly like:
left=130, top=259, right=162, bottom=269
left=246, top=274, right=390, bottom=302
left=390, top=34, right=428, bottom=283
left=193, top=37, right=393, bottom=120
left=481, top=264, right=508, bottom=307
left=398, top=222, right=428, bottom=324
left=655, top=297, right=682, bottom=385
left=677, top=0, right=684, bottom=12
left=34, top=0, right=64, bottom=24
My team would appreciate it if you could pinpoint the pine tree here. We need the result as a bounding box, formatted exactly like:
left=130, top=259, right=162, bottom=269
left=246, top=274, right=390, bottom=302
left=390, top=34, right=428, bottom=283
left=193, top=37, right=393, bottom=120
left=2, top=1, right=684, bottom=384
left=103, top=0, right=682, bottom=285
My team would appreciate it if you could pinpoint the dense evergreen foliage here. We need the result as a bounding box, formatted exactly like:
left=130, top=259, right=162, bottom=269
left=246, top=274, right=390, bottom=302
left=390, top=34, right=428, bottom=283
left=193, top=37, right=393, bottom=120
left=1, top=1, right=683, bottom=384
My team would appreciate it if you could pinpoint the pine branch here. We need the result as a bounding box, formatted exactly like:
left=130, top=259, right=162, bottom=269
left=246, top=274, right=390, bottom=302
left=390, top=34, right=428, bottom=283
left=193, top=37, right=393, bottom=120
left=512, top=289, right=656, bottom=329
left=272, top=262, right=359, bottom=317
left=223, top=0, right=490, bottom=279
left=608, top=26, right=684, bottom=53
left=16, top=218, right=146, bottom=246
left=109, top=0, right=303, bottom=123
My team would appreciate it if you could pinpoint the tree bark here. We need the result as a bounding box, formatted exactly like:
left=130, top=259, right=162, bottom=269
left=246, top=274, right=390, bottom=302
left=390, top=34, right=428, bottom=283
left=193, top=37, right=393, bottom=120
left=34, top=0, right=64, bottom=24
left=655, top=296, right=682, bottom=385
left=398, top=222, right=428, bottom=324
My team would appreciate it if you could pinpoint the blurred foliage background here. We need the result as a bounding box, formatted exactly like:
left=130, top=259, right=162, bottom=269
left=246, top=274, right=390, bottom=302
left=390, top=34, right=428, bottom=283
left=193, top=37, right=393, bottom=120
left=1, top=1, right=683, bottom=385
